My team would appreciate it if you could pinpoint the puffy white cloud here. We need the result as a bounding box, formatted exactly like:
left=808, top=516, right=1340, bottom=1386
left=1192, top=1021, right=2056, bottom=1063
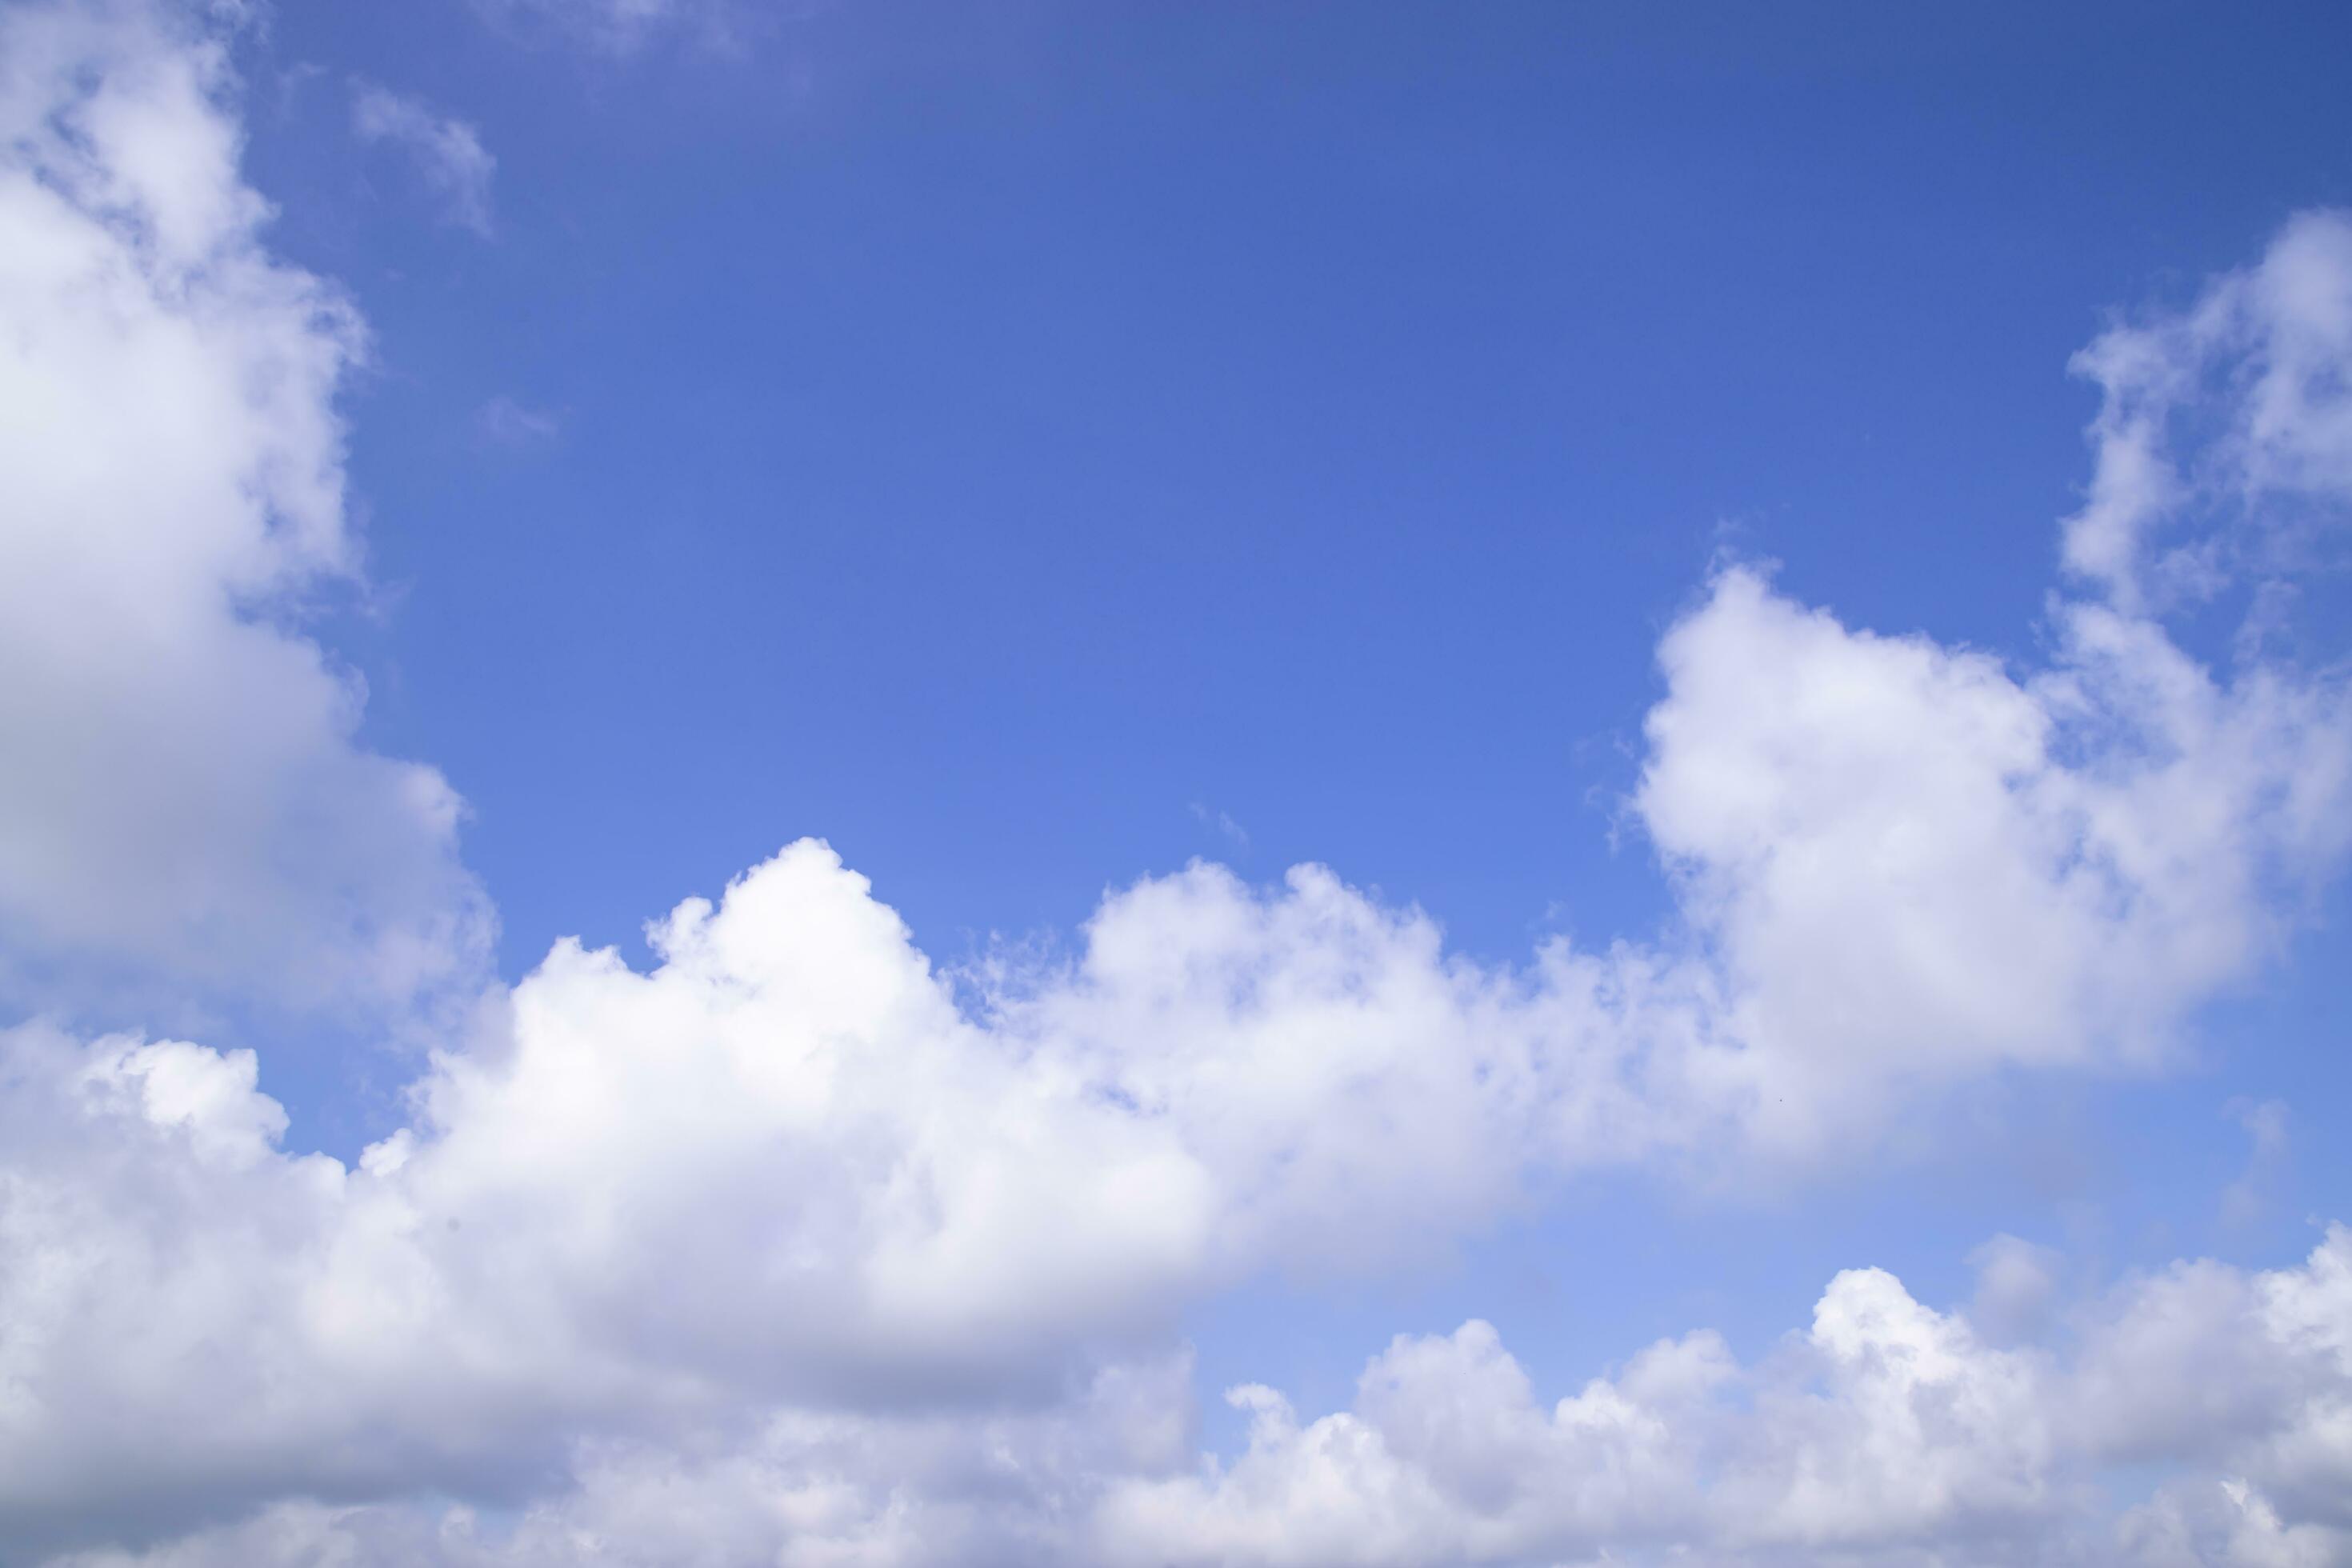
left=1636, top=567, right=2352, bottom=1154
left=38, top=1223, right=2352, bottom=1566
left=2066, top=210, right=2352, bottom=611
left=351, top=82, right=496, bottom=237
left=1093, top=1321, right=1728, bottom=1567
left=0, top=842, right=1674, bottom=1551
left=2070, top=1225, right=2352, bottom=1526
left=0, top=0, right=490, bottom=1023
left=8, top=841, right=2352, bottom=1559
left=8, top=2, right=2352, bottom=1561
left=10, top=192, right=2352, bottom=1554
left=1091, top=1230, right=2352, bottom=1568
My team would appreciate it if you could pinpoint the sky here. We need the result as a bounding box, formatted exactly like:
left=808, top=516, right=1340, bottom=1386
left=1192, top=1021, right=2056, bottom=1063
left=2, top=0, right=2351, bottom=1563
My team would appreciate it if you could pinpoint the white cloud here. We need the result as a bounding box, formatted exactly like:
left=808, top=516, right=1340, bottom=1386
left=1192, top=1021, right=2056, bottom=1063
left=0, top=0, right=490, bottom=1023
left=351, top=82, right=496, bottom=237
left=4, top=827, right=2350, bottom=1557
left=8, top=2, right=2352, bottom=1559
left=2066, top=210, right=2352, bottom=612
left=1090, top=1226, right=2352, bottom=1567
left=31, top=1222, right=2352, bottom=1565
left=1635, top=566, right=2352, bottom=1154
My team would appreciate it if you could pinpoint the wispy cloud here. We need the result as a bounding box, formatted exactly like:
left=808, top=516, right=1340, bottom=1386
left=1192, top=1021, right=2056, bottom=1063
left=350, top=81, right=496, bottom=237
left=1188, top=800, right=1249, bottom=850
left=475, top=0, right=753, bottom=55
left=2222, top=1097, right=2291, bottom=1227
left=474, top=394, right=562, bottom=447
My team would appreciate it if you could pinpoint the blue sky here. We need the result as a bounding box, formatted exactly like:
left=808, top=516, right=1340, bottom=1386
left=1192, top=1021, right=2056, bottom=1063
left=3, top=2, right=2352, bottom=1562
left=270, top=0, right=2349, bottom=968
left=277, top=0, right=2352, bottom=1412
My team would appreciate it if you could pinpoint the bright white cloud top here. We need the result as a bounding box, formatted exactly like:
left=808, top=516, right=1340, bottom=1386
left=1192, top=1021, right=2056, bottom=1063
left=2, top=2, right=2350, bottom=1565
left=0, top=0, right=490, bottom=1025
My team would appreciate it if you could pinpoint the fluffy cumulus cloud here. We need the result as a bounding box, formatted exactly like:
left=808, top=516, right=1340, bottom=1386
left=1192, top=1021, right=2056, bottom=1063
left=1638, top=564, right=2352, bottom=1154
left=22, top=1210, right=2352, bottom=1564
left=4, top=844, right=2351, bottom=1561
left=0, top=0, right=490, bottom=1023
left=6, top=1, right=2352, bottom=1563
left=1091, top=1227, right=2352, bottom=1567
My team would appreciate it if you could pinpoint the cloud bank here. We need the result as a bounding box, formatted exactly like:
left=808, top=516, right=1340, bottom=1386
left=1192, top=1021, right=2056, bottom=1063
left=4, top=1, right=2352, bottom=1563
left=0, top=0, right=490, bottom=1026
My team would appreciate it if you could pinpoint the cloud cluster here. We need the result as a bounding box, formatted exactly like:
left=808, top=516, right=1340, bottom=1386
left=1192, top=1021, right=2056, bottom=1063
left=5, top=826, right=2350, bottom=1559
left=6, top=1, right=2352, bottom=1563
left=30, top=1217, right=2352, bottom=1565
left=1638, top=564, right=2351, bottom=1154
left=0, top=0, right=490, bottom=1025
left=1094, top=1226, right=2352, bottom=1567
